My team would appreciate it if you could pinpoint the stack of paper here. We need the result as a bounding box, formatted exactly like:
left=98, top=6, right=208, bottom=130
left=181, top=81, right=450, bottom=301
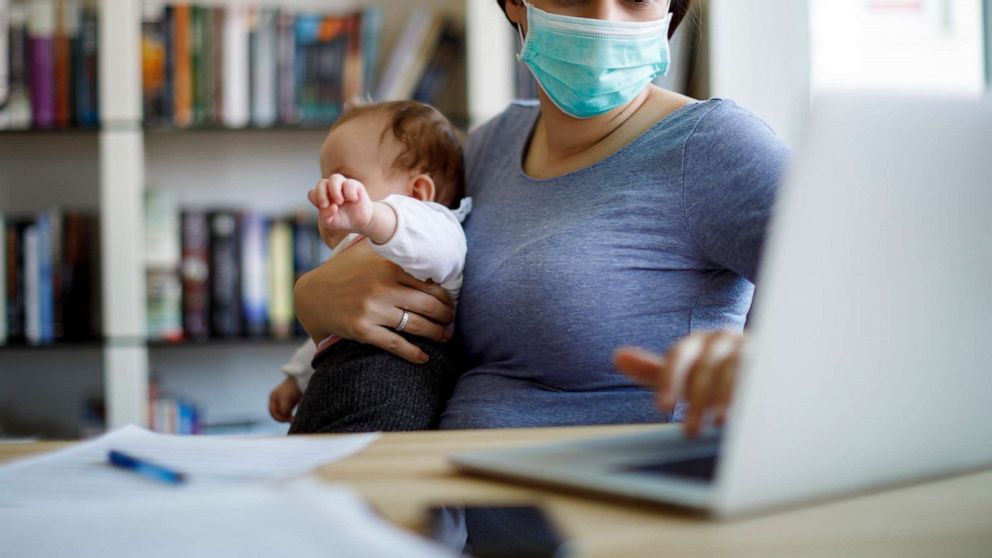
left=0, top=426, right=456, bottom=557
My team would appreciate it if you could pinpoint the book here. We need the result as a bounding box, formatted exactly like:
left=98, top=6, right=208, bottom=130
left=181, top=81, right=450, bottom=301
left=0, top=2, right=31, bottom=129
left=172, top=4, right=192, bottom=127
left=146, top=190, right=182, bottom=341
left=5, top=220, right=28, bottom=343
left=191, top=6, right=214, bottom=125
left=0, top=0, right=8, bottom=107
left=53, top=0, right=78, bottom=128
left=208, top=211, right=241, bottom=337
left=23, top=225, right=39, bottom=343
left=375, top=9, right=444, bottom=102
left=75, top=0, right=98, bottom=126
left=360, top=8, right=382, bottom=97
left=239, top=212, right=268, bottom=337
left=35, top=211, right=55, bottom=343
left=180, top=211, right=210, bottom=340
left=147, top=268, right=182, bottom=341
left=28, top=0, right=56, bottom=128
left=250, top=8, right=278, bottom=127
left=276, top=10, right=297, bottom=124
left=142, top=2, right=167, bottom=123
left=0, top=215, right=6, bottom=344
left=60, top=212, right=101, bottom=340
left=221, top=4, right=249, bottom=127
left=267, top=218, right=293, bottom=339
left=413, top=24, right=460, bottom=105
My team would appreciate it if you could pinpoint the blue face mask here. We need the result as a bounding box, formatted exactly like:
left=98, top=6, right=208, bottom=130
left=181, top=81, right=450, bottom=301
left=517, top=1, right=672, bottom=119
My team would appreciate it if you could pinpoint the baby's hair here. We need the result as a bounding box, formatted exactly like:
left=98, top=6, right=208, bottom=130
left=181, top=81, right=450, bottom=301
left=330, top=99, right=465, bottom=208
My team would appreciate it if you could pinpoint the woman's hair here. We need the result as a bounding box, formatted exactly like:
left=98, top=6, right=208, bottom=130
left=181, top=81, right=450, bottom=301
left=495, top=0, right=692, bottom=39
left=331, top=100, right=465, bottom=208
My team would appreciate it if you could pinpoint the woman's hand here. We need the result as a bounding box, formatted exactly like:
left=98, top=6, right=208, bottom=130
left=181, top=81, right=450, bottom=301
left=294, top=241, right=454, bottom=363
left=613, top=330, right=745, bottom=437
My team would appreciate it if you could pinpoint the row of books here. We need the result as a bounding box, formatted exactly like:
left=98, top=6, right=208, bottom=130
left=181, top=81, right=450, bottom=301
left=145, top=190, right=327, bottom=342
left=1, top=210, right=102, bottom=345
left=141, top=3, right=462, bottom=129
left=0, top=0, right=100, bottom=130
left=148, top=380, right=200, bottom=434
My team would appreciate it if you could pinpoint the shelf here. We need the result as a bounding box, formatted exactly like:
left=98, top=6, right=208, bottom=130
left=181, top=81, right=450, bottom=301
left=1, top=336, right=308, bottom=352
left=147, top=336, right=309, bottom=349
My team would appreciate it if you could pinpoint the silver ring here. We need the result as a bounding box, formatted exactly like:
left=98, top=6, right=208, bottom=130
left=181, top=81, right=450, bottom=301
left=395, top=310, right=411, bottom=332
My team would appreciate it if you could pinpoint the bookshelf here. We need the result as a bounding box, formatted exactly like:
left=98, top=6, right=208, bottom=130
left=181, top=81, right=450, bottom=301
left=1, top=0, right=514, bottom=437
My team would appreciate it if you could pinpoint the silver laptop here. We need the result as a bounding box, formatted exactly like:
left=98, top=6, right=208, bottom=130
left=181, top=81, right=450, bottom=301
left=452, top=92, right=992, bottom=517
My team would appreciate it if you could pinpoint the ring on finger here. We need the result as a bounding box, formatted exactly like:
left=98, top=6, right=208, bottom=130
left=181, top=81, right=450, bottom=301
left=395, top=309, right=411, bottom=332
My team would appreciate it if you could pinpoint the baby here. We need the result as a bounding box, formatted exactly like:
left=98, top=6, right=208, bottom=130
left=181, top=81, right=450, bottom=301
left=268, top=100, right=470, bottom=433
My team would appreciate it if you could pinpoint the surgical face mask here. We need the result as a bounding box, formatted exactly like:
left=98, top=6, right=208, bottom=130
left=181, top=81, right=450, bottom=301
left=517, top=1, right=672, bottom=119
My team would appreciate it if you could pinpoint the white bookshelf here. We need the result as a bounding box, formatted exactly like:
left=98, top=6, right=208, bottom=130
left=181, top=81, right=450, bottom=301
left=0, top=0, right=513, bottom=437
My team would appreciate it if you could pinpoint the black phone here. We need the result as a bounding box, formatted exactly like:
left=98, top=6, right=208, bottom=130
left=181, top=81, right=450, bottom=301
left=426, top=504, right=570, bottom=558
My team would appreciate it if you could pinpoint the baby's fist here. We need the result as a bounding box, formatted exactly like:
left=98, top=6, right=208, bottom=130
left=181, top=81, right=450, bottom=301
left=307, top=174, right=374, bottom=235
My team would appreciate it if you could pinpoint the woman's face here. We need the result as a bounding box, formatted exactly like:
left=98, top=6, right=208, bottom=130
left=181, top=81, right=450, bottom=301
left=506, top=0, right=671, bottom=25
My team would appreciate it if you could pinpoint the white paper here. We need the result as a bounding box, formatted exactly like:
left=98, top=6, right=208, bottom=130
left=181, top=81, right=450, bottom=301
left=0, top=479, right=454, bottom=558
left=0, top=425, right=378, bottom=507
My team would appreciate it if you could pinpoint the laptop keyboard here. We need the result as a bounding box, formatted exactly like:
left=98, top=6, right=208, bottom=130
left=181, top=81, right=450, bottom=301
left=623, top=453, right=720, bottom=483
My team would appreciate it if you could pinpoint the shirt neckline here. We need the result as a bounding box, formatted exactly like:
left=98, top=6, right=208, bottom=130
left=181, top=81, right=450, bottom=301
left=514, top=99, right=710, bottom=185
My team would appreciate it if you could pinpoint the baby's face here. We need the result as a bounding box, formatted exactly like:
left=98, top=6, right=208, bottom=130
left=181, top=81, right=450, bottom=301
left=318, top=113, right=416, bottom=202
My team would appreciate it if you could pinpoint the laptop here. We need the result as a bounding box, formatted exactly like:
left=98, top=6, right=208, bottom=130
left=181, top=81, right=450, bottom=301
left=451, top=92, right=992, bottom=517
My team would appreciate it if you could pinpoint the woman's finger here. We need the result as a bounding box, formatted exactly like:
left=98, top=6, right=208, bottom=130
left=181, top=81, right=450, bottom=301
left=396, top=273, right=454, bottom=307
left=683, top=333, right=722, bottom=436
left=363, top=325, right=430, bottom=364
left=613, top=347, right=666, bottom=387
left=396, top=309, right=451, bottom=343
left=659, top=333, right=706, bottom=412
left=390, top=282, right=454, bottom=327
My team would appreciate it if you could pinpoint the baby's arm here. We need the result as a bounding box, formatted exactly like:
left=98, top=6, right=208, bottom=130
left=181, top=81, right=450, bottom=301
left=281, top=339, right=317, bottom=392
left=368, top=194, right=467, bottom=286
left=308, top=174, right=466, bottom=285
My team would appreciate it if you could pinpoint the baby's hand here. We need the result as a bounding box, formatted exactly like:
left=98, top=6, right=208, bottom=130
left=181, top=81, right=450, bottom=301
left=308, top=173, right=375, bottom=236
left=268, top=376, right=303, bottom=423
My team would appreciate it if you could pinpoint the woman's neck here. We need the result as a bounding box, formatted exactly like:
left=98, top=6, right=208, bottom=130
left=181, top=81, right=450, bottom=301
left=524, top=85, right=691, bottom=179
left=536, top=88, right=653, bottom=162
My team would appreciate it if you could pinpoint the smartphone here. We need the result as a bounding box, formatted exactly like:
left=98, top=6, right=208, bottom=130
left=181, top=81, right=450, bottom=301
left=426, top=504, right=570, bottom=558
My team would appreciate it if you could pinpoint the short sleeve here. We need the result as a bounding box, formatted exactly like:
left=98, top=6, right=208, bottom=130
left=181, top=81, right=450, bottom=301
left=681, top=100, right=791, bottom=283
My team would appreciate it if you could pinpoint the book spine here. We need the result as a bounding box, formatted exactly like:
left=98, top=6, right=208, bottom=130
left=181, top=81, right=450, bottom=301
left=36, top=212, right=54, bottom=343
left=53, top=0, right=71, bottom=127
left=199, top=8, right=214, bottom=125
left=48, top=207, right=63, bottom=340
left=268, top=219, right=293, bottom=339
left=172, top=4, right=192, bottom=127
left=208, top=211, right=241, bottom=337
left=342, top=13, right=362, bottom=104
left=23, top=225, right=39, bottom=344
left=188, top=5, right=203, bottom=125
left=0, top=3, right=31, bottom=129
left=147, top=269, right=183, bottom=341
left=295, top=15, right=320, bottom=125
left=360, top=8, right=381, bottom=97
left=250, top=8, right=277, bottom=127
left=239, top=212, right=268, bottom=337
left=180, top=211, right=210, bottom=340
left=222, top=5, right=249, bottom=127
left=211, top=7, right=224, bottom=123
left=59, top=213, right=95, bottom=340
left=0, top=216, right=6, bottom=344
left=76, top=0, right=98, bottom=127
left=276, top=11, right=296, bottom=125
left=29, top=0, right=56, bottom=128
left=141, top=2, right=166, bottom=125
left=5, top=221, right=26, bottom=342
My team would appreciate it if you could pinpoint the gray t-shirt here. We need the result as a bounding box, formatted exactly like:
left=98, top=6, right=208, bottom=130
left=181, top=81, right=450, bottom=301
left=441, top=99, right=790, bottom=429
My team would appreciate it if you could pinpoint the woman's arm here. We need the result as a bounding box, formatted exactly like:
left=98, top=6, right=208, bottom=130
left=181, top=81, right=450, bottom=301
left=294, top=241, right=454, bottom=364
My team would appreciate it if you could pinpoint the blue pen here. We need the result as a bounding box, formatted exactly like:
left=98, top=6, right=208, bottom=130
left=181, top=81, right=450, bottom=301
left=107, top=450, right=187, bottom=485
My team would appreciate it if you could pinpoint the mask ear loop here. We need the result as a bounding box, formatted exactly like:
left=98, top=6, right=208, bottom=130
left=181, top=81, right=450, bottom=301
left=514, top=0, right=530, bottom=62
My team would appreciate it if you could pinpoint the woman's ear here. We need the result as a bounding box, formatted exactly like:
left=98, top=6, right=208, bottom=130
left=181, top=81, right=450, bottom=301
left=408, top=174, right=436, bottom=203
left=505, top=0, right=526, bottom=28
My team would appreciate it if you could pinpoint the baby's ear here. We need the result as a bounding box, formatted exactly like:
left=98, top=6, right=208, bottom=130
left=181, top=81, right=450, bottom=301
left=408, top=174, right=436, bottom=203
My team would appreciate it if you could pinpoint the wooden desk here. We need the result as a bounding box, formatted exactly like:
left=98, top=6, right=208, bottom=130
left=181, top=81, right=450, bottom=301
left=3, top=425, right=991, bottom=557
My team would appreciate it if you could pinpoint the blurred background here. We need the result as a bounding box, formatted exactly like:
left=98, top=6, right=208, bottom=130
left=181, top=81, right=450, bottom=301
left=0, top=0, right=989, bottom=439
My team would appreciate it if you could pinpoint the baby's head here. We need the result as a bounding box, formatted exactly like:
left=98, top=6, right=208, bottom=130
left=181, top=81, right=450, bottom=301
left=319, top=100, right=464, bottom=208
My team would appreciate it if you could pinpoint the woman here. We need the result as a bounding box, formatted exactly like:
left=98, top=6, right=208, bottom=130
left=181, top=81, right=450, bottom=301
left=294, top=0, right=790, bottom=434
